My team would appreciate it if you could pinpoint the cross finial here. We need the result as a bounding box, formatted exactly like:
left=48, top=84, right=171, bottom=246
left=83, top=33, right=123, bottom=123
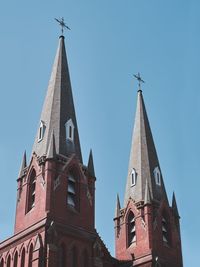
left=55, top=17, right=71, bottom=35
left=133, top=72, right=145, bottom=90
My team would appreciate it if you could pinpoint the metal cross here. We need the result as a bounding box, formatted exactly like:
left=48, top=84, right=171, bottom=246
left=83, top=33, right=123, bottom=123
left=133, top=72, right=145, bottom=89
left=55, top=17, right=71, bottom=35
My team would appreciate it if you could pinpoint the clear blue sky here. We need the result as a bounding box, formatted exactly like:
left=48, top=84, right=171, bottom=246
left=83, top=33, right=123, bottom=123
left=0, top=1, right=199, bottom=266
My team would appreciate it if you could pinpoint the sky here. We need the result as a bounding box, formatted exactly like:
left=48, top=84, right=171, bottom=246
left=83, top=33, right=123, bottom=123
left=0, top=1, right=199, bottom=266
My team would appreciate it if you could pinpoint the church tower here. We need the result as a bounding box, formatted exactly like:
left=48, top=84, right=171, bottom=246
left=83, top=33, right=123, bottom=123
left=0, top=29, right=184, bottom=267
left=114, top=89, right=183, bottom=267
left=0, top=34, right=116, bottom=267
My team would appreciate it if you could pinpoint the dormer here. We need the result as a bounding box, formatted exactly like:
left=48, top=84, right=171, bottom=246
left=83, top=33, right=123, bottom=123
left=130, top=168, right=137, bottom=186
left=38, top=121, right=45, bottom=142
left=153, top=166, right=161, bottom=186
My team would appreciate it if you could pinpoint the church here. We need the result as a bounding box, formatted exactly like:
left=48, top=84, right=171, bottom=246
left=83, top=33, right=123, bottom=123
left=0, top=33, right=183, bottom=266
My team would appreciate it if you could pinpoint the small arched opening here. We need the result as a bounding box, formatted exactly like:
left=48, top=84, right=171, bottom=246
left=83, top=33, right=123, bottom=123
left=58, top=243, right=66, bottom=267
left=6, top=255, right=11, bottom=267
left=28, top=244, right=33, bottom=267
left=82, top=249, right=89, bottom=267
left=71, top=246, right=77, bottom=267
left=20, top=248, right=25, bottom=267
left=13, top=251, right=18, bottom=267
left=0, top=258, right=4, bottom=267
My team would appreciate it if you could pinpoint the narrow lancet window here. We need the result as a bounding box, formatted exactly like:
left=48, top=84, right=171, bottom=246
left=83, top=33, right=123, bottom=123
left=6, top=255, right=11, bottom=267
left=127, top=211, right=136, bottom=246
left=67, top=173, right=76, bottom=207
left=21, top=248, right=25, bottom=267
left=27, top=169, right=36, bottom=212
left=83, top=250, right=89, bottom=267
left=13, top=252, right=18, bottom=267
left=58, top=243, right=66, bottom=267
left=71, top=247, right=77, bottom=267
left=28, top=244, right=33, bottom=267
left=65, top=119, right=75, bottom=142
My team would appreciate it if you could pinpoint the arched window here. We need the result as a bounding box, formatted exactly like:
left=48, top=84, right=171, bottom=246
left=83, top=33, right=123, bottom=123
left=58, top=243, right=66, bottom=267
left=127, top=211, right=136, bottom=246
left=162, top=214, right=170, bottom=245
left=28, top=244, right=33, bottom=267
left=27, top=170, right=36, bottom=212
left=0, top=258, right=4, bottom=267
left=13, top=251, right=18, bottom=267
left=6, top=255, right=11, bottom=267
left=71, top=247, right=77, bottom=267
left=67, top=173, right=76, bottom=207
left=21, top=248, right=25, bottom=267
left=82, top=250, right=89, bottom=267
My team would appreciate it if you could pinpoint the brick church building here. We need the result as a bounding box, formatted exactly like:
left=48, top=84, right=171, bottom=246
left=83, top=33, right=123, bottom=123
left=0, top=34, right=183, bottom=266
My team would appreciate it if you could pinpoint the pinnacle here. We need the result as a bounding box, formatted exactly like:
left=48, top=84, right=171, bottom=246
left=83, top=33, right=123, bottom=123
left=144, top=180, right=151, bottom=205
left=18, top=151, right=27, bottom=177
left=88, top=149, right=95, bottom=177
left=46, top=132, right=56, bottom=159
left=172, top=192, right=180, bottom=218
left=115, top=194, right=121, bottom=218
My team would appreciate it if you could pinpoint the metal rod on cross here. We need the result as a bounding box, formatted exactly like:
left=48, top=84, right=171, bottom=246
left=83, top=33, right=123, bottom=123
left=55, top=17, right=71, bottom=35
left=133, top=72, right=145, bottom=90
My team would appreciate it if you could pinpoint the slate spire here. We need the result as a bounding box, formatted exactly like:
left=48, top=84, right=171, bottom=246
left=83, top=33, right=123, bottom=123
left=124, top=90, right=168, bottom=205
left=32, top=36, right=82, bottom=162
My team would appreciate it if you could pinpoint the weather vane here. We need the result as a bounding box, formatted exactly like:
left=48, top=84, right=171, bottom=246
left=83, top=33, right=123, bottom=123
left=133, top=72, right=145, bottom=89
left=55, top=17, right=71, bottom=35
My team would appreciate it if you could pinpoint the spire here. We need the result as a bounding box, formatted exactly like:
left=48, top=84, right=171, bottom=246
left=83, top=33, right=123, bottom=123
left=18, top=151, right=27, bottom=177
left=32, top=36, right=82, bottom=162
left=172, top=192, right=180, bottom=218
left=144, top=180, right=151, bottom=205
left=115, top=194, right=121, bottom=218
left=87, top=149, right=95, bottom=177
left=124, top=90, right=168, bottom=205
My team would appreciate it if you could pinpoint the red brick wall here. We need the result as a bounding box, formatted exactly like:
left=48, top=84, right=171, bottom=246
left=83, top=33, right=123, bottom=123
left=15, top=155, right=95, bottom=234
left=15, top=155, right=47, bottom=233
left=114, top=199, right=183, bottom=267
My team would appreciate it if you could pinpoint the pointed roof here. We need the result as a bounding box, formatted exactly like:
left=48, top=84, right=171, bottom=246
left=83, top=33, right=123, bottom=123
left=32, top=36, right=82, bottom=162
left=124, top=90, right=168, bottom=205
left=172, top=192, right=180, bottom=218
left=18, top=151, right=27, bottom=177
left=115, top=194, right=121, bottom=218
left=87, top=149, right=95, bottom=177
